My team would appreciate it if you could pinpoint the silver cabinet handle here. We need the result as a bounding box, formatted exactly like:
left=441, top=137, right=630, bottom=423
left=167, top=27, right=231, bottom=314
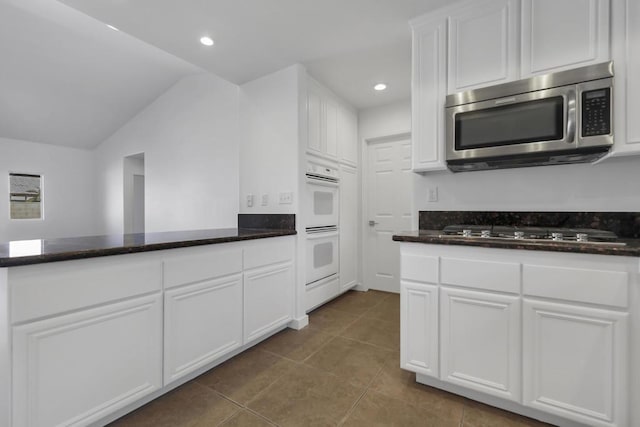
left=566, top=89, right=576, bottom=143
left=368, top=220, right=378, bottom=226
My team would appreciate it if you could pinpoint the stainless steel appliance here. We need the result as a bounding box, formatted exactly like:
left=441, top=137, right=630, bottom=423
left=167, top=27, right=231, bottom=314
left=440, top=225, right=625, bottom=246
left=446, top=62, right=614, bottom=172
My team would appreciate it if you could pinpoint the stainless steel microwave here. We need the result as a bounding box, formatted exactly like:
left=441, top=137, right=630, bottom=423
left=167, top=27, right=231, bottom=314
left=445, top=62, right=614, bottom=172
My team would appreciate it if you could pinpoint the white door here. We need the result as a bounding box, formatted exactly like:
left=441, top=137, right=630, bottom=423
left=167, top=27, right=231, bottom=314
left=365, top=136, right=413, bottom=293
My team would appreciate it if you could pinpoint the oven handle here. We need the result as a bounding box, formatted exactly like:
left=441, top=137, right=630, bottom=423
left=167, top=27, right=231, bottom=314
left=306, top=175, right=339, bottom=188
left=305, top=230, right=339, bottom=239
left=566, top=89, right=576, bottom=144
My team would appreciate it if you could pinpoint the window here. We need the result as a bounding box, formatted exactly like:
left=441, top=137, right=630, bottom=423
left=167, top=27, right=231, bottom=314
left=10, top=173, right=42, bottom=220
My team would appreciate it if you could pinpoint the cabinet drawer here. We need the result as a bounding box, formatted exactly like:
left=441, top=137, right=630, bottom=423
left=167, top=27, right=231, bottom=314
left=401, top=254, right=439, bottom=283
left=523, top=264, right=629, bottom=308
left=10, top=255, right=162, bottom=324
left=164, top=245, right=242, bottom=289
left=244, top=237, right=294, bottom=270
left=441, top=257, right=520, bottom=293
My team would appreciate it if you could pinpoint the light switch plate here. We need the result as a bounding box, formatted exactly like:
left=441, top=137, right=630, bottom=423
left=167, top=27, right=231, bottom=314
left=279, top=192, right=293, bottom=204
left=246, top=194, right=255, bottom=207
left=261, top=194, right=268, bottom=206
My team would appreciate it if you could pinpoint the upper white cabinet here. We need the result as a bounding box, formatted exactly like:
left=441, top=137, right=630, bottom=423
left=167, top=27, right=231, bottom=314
left=411, top=16, right=447, bottom=172
left=521, top=0, right=610, bottom=77
left=611, top=0, right=640, bottom=154
left=307, top=77, right=358, bottom=165
left=447, top=0, right=519, bottom=93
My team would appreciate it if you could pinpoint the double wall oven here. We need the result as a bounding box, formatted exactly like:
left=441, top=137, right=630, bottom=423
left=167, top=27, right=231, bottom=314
left=304, top=160, right=339, bottom=292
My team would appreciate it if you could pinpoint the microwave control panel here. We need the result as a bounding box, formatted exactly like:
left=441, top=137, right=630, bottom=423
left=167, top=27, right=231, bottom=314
left=582, top=88, right=611, bottom=137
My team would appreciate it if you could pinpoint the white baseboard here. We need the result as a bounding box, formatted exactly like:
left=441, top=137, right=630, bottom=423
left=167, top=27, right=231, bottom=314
left=288, top=315, right=309, bottom=330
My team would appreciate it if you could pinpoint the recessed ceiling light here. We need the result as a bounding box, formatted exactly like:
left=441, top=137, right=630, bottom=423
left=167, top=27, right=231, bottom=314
left=200, top=36, right=215, bottom=46
left=374, top=83, right=387, bottom=91
left=106, top=24, right=120, bottom=32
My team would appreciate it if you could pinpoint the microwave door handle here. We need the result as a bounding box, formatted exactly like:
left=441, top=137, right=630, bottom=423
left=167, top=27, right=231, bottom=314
left=566, top=90, right=577, bottom=143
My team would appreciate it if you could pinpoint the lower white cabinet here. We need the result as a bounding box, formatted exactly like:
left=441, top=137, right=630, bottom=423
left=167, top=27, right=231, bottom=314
left=400, top=281, right=439, bottom=377
left=244, top=262, right=294, bottom=343
left=523, top=298, right=628, bottom=427
left=440, top=287, right=520, bottom=402
left=12, top=294, right=163, bottom=427
left=340, top=164, right=358, bottom=292
left=164, top=274, right=243, bottom=384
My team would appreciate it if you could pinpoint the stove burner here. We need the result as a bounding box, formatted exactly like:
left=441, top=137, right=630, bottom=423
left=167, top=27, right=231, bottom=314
left=441, top=224, right=620, bottom=244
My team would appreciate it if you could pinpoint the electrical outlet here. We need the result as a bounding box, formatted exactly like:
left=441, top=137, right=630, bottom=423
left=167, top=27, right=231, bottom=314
left=427, top=186, right=438, bottom=202
left=261, top=194, right=268, bottom=206
left=246, top=194, right=254, bottom=207
left=279, top=192, right=293, bottom=204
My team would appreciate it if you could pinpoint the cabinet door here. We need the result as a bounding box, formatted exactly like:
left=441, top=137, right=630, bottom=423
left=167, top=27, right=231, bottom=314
left=523, top=299, right=628, bottom=427
left=12, top=294, right=162, bottom=427
left=324, top=98, right=339, bottom=159
left=164, top=274, right=243, bottom=384
left=411, top=17, right=447, bottom=172
left=337, top=105, right=358, bottom=166
left=521, top=0, right=610, bottom=77
left=440, top=287, right=520, bottom=402
left=447, top=0, right=519, bottom=93
left=307, top=86, right=323, bottom=155
left=339, top=165, right=358, bottom=291
left=401, top=281, right=439, bottom=377
left=244, top=262, right=294, bottom=343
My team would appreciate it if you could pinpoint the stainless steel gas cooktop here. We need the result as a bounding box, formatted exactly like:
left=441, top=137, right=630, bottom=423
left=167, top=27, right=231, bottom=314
left=441, top=225, right=626, bottom=246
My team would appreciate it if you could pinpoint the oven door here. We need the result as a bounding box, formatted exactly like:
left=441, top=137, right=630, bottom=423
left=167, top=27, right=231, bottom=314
left=305, top=228, right=339, bottom=285
left=305, top=176, right=339, bottom=228
left=446, top=85, right=575, bottom=162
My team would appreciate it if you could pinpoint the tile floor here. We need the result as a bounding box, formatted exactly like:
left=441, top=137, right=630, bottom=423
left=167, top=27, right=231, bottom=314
left=109, top=290, right=554, bottom=427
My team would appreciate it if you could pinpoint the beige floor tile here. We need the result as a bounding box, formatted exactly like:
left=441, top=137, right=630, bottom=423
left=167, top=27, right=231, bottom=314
left=462, top=401, right=554, bottom=427
left=369, top=352, right=466, bottom=421
left=196, top=347, right=296, bottom=405
left=247, top=364, right=366, bottom=427
left=340, top=316, right=400, bottom=351
left=308, top=306, right=361, bottom=336
left=218, top=409, right=275, bottom=427
left=362, top=293, right=400, bottom=323
left=257, top=325, right=333, bottom=361
left=108, top=381, right=239, bottom=427
left=322, top=290, right=391, bottom=315
left=305, top=336, right=394, bottom=387
left=342, top=390, right=461, bottom=427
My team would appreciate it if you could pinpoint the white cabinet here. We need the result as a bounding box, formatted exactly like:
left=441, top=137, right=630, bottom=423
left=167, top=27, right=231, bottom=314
left=339, top=165, right=358, bottom=291
left=243, top=237, right=295, bottom=342
left=12, top=294, right=163, bottom=427
left=447, top=0, right=519, bottom=93
left=411, top=16, right=447, bottom=172
left=521, top=0, right=610, bottom=77
left=164, top=274, right=243, bottom=384
left=523, top=299, right=628, bottom=427
left=440, top=287, right=520, bottom=402
left=337, top=105, right=358, bottom=167
left=400, top=281, right=439, bottom=377
left=307, top=79, right=338, bottom=161
left=611, top=0, right=640, bottom=155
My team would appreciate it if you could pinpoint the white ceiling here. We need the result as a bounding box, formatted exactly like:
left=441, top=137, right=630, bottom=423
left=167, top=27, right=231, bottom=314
left=59, top=0, right=453, bottom=110
left=1, top=0, right=453, bottom=149
left=0, top=0, right=200, bottom=149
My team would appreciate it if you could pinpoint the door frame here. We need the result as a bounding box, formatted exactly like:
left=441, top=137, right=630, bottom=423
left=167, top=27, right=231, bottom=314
left=360, top=131, right=414, bottom=292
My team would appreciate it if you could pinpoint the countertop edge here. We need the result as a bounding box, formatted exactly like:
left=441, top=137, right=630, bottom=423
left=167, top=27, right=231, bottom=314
left=0, top=229, right=297, bottom=268
left=392, top=233, right=640, bottom=257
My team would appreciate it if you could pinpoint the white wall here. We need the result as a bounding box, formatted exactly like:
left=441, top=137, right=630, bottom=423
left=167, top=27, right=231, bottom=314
left=238, top=65, right=302, bottom=214
left=359, top=99, right=640, bottom=215
left=94, top=73, right=240, bottom=235
left=0, top=137, right=96, bottom=241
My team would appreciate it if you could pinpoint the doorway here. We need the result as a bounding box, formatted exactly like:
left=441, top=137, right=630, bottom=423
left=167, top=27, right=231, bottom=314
left=123, top=153, right=145, bottom=234
left=363, top=133, right=414, bottom=293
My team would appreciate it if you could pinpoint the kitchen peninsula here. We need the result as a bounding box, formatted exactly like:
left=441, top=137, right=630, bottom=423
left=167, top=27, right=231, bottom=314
left=0, top=220, right=297, bottom=426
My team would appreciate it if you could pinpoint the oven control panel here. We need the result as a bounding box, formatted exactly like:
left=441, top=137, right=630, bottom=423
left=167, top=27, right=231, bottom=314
left=582, top=88, right=611, bottom=137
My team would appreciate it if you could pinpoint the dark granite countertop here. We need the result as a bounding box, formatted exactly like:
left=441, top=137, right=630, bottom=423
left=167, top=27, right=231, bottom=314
left=0, top=228, right=297, bottom=268
left=392, top=230, right=640, bottom=257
